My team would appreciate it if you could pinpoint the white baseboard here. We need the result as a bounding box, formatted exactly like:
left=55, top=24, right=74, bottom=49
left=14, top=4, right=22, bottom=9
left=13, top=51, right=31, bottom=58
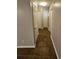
left=17, top=45, right=35, bottom=48
left=50, top=35, right=59, bottom=59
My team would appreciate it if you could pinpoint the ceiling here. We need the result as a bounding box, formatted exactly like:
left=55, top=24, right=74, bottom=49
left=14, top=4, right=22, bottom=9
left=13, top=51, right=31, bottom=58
left=30, top=0, right=61, bottom=11
left=31, top=0, right=61, bottom=2
left=31, top=0, right=52, bottom=7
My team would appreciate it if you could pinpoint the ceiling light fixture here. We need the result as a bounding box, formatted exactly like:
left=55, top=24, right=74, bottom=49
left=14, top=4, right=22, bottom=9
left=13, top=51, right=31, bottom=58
left=39, top=2, right=48, bottom=6
left=33, top=2, right=38, bottom=7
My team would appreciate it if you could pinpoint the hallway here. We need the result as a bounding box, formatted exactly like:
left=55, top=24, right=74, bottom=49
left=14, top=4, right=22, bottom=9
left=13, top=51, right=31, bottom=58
left=17, top=0, right=61, bottom=58
left=17, top=28, right=57, bottom=59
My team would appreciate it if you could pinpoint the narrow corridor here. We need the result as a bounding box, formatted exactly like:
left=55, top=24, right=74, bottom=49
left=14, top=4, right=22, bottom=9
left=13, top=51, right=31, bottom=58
left=17, top=27, right=57, bottom=59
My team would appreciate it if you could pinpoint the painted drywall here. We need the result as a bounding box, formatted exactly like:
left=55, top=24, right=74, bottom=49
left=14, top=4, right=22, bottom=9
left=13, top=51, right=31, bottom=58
left=17, top=0, right=35, bottom=47
left=33, top=7, right=43, bottom=43
left=49, top=4, right=61, bottom=59
left=33, top=7, right=49, bottom=28
left=53, top=7, right=61, bottom=58
left=43, top=10, right=49, bottom=28
left=33, top=7, right=49, bottom=42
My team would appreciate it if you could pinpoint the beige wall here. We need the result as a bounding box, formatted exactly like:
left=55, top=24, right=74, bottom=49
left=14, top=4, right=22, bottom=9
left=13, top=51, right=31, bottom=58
left=49, top=3, right=61, bottom=58
left=53, top=7, right=61, bottom=58
left=33, top=7, right=48, bottom=29
left=33, top=7, right=49, bottom=42
left=17, top=0, right=35, bottom=47
left=43, top=10, right=49, bottom=27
